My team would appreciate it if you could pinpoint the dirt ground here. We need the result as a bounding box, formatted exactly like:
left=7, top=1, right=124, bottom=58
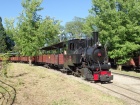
left=0, top=63, right=126, bottom=105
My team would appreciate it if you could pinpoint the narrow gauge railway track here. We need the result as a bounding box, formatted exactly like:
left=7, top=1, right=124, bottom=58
left=112, top=72, right=140, bottom=80
left=112, top=84, right=140, bottom=96
left=0, top=80, right=16, bottom=105
left=94, top=83, right=140, bottom=104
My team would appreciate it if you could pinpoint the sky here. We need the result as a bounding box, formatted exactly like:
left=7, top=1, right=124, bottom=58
left=0, top=0, right=92, bottom=26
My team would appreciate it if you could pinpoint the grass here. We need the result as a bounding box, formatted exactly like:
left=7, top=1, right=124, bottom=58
left=0, top=87, right=6, bottom=94
left=111, top=68, right=140, bottom=78
left=0, top=63, right=127, bottom=105
left=51, top=99, right=72, bottom=105
left=78, top=82, right=92, bottom=92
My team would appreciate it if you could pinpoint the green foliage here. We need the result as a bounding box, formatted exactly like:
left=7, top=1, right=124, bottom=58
left=0, top=17, right=7, bottom=53
left=0, top=17, right=14, bottom=52
left=4, top=18, right=15, bottom=38
left=84, top=0, right=140, bottom=64
left=83, top=16, right=95, bottom=36
left=38, top=16, right=60, bottom=46
left=0, top=53, right=9, bottom=77
left=5, top=0, right=60, bottom=56
left=65, top=17, right=85, bottom=39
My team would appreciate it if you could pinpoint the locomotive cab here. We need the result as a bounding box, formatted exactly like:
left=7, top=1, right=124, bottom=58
left=63, top=39, right=86, bottom=73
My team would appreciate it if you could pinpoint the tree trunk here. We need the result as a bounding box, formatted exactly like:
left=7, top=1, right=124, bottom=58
left=29, top=56, right=32, bottom=66
left=117, top=65, right=122, bottom=71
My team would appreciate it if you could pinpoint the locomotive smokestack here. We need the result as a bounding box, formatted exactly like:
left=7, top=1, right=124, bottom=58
left=93, top=32, right=99, bottom=44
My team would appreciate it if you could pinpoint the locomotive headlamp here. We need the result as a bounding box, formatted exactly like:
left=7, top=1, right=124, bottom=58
left=98, top=43, right=101, bottom=46
left=96, top=42, right=102, bottom=48
left=108, top=62, right=111, bottom=65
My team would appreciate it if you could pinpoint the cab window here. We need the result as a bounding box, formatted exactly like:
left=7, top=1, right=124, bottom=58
left=69, top=43, right=75, bottom=50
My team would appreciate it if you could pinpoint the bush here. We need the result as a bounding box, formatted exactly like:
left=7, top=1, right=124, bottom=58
left=0, top=53, right=9, bottom=77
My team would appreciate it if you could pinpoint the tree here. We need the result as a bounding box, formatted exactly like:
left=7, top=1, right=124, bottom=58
left=0, top=17, right=7, bottom=53
left=5, top=0, right=60, bottom=64
left=83, top=15, right=95, bottom=37
left=84, top=0, right=140, bottom=67
left=40, top=16, right=60, bottom=46
left=65, top=17, right=85, bottom=39
left=52, top=25, right=68, bottom=43
left=4, top=18, right=19, bottom=52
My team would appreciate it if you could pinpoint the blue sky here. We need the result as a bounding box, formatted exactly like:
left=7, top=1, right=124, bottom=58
left=0, top=0, right=92, bottom=26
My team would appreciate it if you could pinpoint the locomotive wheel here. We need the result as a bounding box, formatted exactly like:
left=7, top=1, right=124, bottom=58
left=81, top=68, right=93, bottom=81
left=72, top=68, right=81, bottom=77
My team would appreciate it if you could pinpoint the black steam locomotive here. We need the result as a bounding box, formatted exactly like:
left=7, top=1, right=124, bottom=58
left=61, top=32, right=113, bottom=82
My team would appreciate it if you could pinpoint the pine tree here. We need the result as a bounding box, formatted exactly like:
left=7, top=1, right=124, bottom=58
left=0, top=17, right=7, bottom=53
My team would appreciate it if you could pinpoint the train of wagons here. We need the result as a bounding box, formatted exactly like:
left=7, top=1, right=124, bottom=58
left=0, top=32, right=113, bottom=82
